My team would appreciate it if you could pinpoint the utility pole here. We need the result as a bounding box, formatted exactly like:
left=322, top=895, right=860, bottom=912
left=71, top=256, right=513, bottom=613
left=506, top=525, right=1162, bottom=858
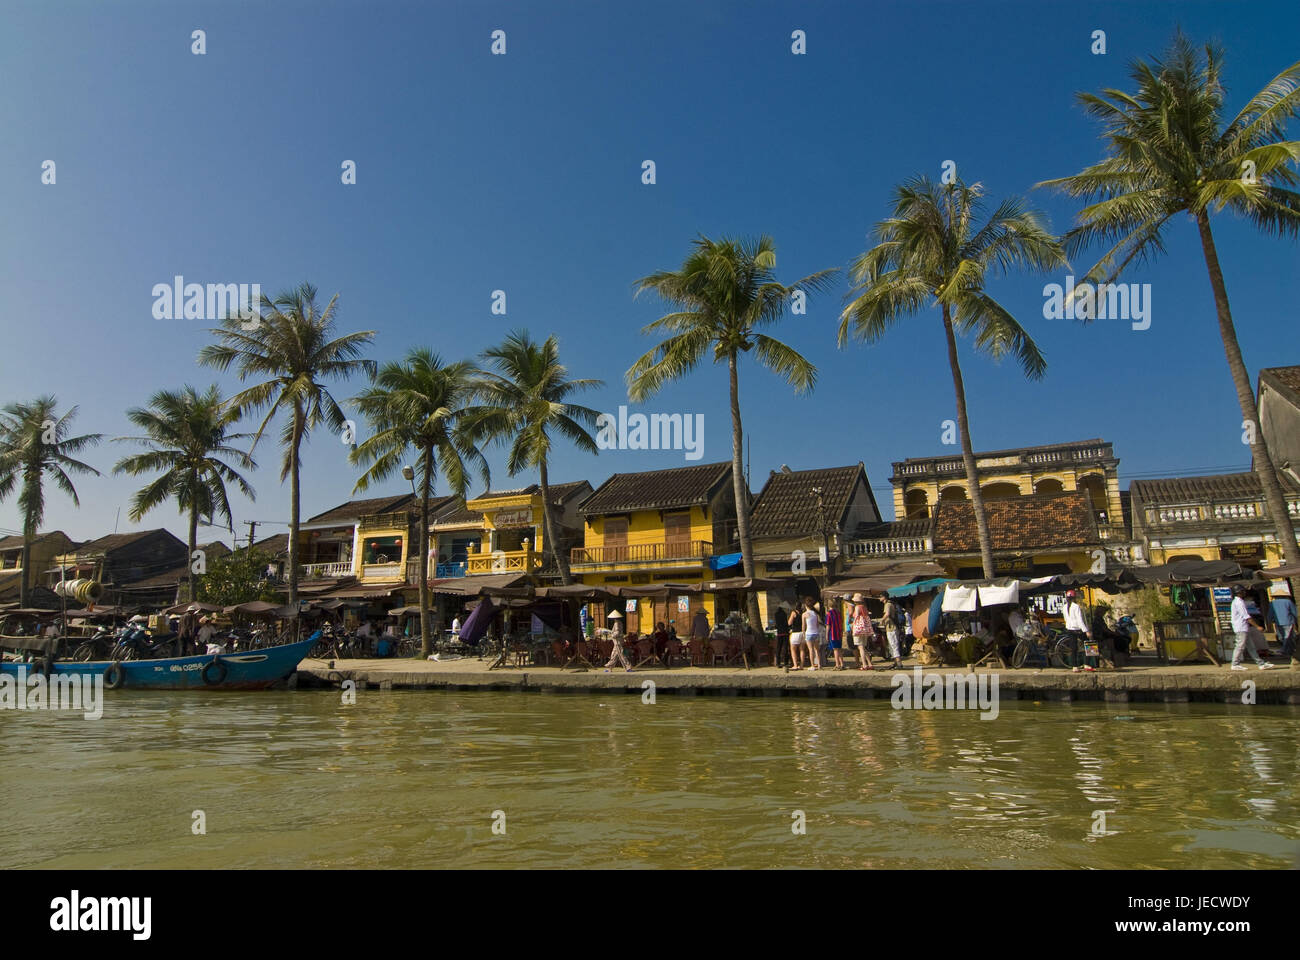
left=244, top=521, right=259, bottom=551
left=812, top=486, right=833, bottom=586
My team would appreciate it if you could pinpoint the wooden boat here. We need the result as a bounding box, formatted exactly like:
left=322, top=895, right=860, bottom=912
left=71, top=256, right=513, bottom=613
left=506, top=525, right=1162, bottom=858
left=0, top=632, right=318, bottom=691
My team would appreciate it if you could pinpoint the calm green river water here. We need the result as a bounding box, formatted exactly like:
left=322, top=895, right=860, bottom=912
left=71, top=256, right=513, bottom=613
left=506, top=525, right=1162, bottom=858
left=2, top=691, right=1298, bottom=869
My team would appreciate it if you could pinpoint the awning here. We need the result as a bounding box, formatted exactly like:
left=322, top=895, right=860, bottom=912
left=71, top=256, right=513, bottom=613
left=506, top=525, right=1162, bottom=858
left=707, top=552, right=743, bottom=571
left=533, top=584, right=621, bottom=602
left=885, top=577, right=950, bottom=598
left=317, top=583, right=407, bottom=600
left=1264, top=563, right=1300, bottom=579
left=435, top=573, right=527, bottom=596
left=223, top=600, right=299, bottom=618
left=162, top=601, right=225, bottom=615
left=617, top=583, right=698, bottom=599
left=830, top=559, right=946, bottom=595
left=695, top=576, right=787, bottom=592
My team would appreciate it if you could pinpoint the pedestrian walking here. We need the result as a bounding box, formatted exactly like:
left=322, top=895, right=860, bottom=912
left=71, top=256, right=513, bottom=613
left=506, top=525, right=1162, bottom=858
left=1270, top=592, right=1297, bottom=660
left=1062, top=590, right=1095, bottom=672
left=880, top=593, right=903, bottom=669
left=604, top=612, right=632, bottom=672
left=801, top=599, right=822, bottom=670
left=826, top=597, right=845, bottom=670
left=850, top=592, right=875, bottom=670
left=1231, top=585, right=1276, bottom=671
left=773, top=602, right=791, bottom=668
left=787, top=602, right=805, bottom=669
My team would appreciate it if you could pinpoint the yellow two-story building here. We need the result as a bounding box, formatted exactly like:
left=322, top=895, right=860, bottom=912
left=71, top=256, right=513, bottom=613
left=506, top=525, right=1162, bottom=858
left=571, top=462, right=739, bottom=633
left=462, top=481, right=592, bottom=577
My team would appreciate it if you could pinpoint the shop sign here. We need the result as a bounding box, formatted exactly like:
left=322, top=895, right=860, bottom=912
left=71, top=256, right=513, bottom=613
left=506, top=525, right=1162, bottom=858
left=1219, top=543, right=1263, bottom=562
left=493, top=507, right=533, bottom=528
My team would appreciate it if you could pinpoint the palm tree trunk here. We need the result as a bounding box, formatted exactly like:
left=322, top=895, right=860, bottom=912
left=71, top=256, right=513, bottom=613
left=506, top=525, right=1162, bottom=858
left=186, top=505, right=199, bottom=603
left=19, top=499, right=33, bottom=608
left=287, top=404, right=303, bottom=606
left=728, top=353, right=763, bottom=628
left=1195, top=212, right=1300, bottom=567
left=419, top=444, right=433, bottom=658
left=943, top=305, right=996, bottom=578
left=538, top=461, right=571, bottom=585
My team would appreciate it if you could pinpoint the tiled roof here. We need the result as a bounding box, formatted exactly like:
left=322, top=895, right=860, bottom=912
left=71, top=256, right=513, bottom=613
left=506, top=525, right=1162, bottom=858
left=306, top=493, right=416, bottom=526
left=932, top=491, right=1099, bottom=554
left=431, top=499, right=484, bottom=526
left=73, top=529, right=182, bottom=555
left=579, top=462, right=732, bottom=515
left=0, top=531, right=73, bottom=552
left=470, top=480, right=591, bottom=504
left=853, top=517, right=934, bottom=540
left=749, top=465, right=864, bottom=539
left=253, top=533, right=290, bottom=555
left=1130, top=471, right=1300, bottom=504
left=1260, top=366, right=1300, bottom=407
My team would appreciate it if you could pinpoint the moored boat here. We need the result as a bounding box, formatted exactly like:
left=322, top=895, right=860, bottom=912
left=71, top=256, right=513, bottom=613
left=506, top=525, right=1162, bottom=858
left=0, top=632, right=318, bottom=691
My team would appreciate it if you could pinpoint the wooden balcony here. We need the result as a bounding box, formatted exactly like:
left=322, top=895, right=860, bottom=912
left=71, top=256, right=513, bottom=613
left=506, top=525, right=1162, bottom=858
left=570, top=540, right=712, bottom=566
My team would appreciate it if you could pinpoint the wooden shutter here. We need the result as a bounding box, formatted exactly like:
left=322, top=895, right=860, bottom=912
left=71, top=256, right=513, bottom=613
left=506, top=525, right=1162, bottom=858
left=664, top=512, right=690, bottom=558
left=604, top=517, right=628, bottom=562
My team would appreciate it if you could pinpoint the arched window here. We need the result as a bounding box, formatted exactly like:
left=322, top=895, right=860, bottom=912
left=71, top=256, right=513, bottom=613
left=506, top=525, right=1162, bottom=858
left=939, top=485, right=968, bottom=502
left=1034, top=478, right=1064, bottom=494
left=904, top=489, right=930, bottom=518
left=1078, top=474, right=1108, bottom=512
left=981, top=482, right=1021, bottom=500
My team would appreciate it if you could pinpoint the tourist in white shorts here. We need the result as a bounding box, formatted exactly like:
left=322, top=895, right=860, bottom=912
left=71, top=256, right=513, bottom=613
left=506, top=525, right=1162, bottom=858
left=789, top=600, right=807, bottom=670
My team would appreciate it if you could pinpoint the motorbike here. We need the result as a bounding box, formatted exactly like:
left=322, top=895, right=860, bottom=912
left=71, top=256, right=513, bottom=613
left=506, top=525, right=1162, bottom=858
left=111, top=625, right=180, bottom=661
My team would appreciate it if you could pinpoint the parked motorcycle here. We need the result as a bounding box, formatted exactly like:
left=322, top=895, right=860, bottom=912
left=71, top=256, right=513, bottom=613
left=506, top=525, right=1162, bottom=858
left=111, top=624, right=179, bottom=661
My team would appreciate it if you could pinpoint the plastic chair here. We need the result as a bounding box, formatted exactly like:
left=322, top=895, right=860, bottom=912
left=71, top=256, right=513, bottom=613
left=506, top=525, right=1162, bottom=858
left=708, top=637, right=728, bottom=666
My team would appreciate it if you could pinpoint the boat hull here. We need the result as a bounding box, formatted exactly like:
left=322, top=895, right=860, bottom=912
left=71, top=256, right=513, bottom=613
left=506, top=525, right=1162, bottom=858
left=0, top=637, right=316, bottom=690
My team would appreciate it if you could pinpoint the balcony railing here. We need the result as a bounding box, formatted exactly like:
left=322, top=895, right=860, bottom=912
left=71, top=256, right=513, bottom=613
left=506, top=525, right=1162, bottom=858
left=1143, top=499, right=1300, bottom=526
left=844, top=537, right=931, bottom=557
left=466, top=549, right=540, bottom=575
left=299, top=561, right=353, bottom=579
left=404, top=559, right=468, bottom=582
left=360, top=562, right=404, bottom=580
left=894, top=443, right=1114, bottom=478
left=570, top=540, right=713, bottom=565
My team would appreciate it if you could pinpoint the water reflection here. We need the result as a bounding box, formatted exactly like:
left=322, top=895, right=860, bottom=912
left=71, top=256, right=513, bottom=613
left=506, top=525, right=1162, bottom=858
left=0, top=693, right=1297, bottom=868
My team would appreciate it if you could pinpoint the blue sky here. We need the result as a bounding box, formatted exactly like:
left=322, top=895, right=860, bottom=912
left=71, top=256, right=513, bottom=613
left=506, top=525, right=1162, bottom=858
left=2, top=0, right=1298, bottom=545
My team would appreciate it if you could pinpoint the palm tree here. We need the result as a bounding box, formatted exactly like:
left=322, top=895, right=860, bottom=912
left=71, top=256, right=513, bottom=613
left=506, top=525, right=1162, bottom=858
left=1039, top=33, right=1300, bottom=566
left=838, top=177, right=1066, bottom=578
left=351, top=349, right=490, bottom=657
left=464, top=330, right=602, bottom=585
left=629, top=234, right=835, bottom=625
left=0, top=397, right=102, bottom=606
left=198, top=283, right=376, bottom=604
left=113, top=385, right=257, bottom=603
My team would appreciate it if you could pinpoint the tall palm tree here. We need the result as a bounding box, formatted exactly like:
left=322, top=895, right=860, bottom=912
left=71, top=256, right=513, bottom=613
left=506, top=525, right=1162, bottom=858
left=629, top=234, right=835, bottom=625
left=351, top=349, right=490, bottom=657
left=199, top=283, right=375, bottom=603
left=838, top=177, right=1066, bottom=578
left=0, top=397, right=102, bottom=606
left=464, top=330, right=602, bottom=585
left=113, top=385, right=257, bottom=603
left=1040, top=33, right=1300, bottom=566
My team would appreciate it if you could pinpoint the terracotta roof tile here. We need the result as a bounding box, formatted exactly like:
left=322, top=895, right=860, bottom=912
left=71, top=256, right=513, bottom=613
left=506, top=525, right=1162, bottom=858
left=750, top=465, right=864, bottom=538
left=579, top=462, right=733, bottom=515
left=932, top=492, right=1099, bottom=554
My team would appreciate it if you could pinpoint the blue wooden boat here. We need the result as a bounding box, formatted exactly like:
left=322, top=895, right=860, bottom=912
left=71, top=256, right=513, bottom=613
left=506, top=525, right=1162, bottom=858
left=0, top=633, right=318, bottom=691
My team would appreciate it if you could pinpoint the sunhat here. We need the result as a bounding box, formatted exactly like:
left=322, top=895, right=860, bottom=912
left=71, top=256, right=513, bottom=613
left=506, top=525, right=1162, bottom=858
left=851, top=593, right=865, bottom=602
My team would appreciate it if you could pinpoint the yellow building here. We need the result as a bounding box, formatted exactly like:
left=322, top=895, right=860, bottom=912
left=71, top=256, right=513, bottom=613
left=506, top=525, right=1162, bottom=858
left=891, top=438, right=1125, bottom=532
left=571, top=462, right=738, bottom=633
left=463, top=482, right=591, bottom=576
left=1130, top=472, right=1300, bottom=569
